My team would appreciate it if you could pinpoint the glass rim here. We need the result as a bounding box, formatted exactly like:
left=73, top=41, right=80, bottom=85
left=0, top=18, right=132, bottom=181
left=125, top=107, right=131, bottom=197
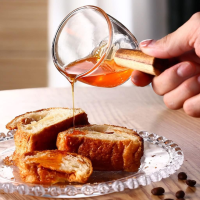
left=52, top=5, right=113, bottom=79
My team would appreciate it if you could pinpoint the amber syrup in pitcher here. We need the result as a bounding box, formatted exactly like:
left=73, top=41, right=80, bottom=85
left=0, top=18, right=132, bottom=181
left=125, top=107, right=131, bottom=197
left=64, top=57, right=133, bottom=88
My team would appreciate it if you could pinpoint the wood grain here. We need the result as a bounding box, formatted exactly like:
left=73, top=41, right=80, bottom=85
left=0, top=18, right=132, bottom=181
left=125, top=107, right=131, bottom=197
left=0, top=0, right=48, bottom=90
left=0, top=86, right=200, bottom=200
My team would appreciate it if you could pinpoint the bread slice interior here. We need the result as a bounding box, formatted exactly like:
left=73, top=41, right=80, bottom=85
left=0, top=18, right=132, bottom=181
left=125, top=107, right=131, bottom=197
left=60, top=124, right=139, bottom=142
left=19, top=150, right=93, bottom=184
left=57, top=124, right=143, bottom=172
left=7, top=108, right=85, bottom=133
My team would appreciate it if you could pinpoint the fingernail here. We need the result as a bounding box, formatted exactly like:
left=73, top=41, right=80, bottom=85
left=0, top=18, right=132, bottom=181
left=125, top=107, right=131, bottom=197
left=177, top=62, right=194, bottom=77
left=131, top=74, right=139, bottom=83
left=140, top=39, right=155, bottom=47
left=197, top=75, right=200, bottom=84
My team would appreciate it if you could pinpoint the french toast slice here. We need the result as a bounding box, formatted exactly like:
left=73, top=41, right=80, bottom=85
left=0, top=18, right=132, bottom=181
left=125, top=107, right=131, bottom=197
left=57, top=124, right=143, bottom=172
left=18, top=150, right=93, bottom=184
left=6, top=107, right=89, bottom=165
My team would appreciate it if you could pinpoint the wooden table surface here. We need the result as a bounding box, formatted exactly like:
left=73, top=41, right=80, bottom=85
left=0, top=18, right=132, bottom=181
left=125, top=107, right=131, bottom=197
left=0, top=86, right=200, bottom=200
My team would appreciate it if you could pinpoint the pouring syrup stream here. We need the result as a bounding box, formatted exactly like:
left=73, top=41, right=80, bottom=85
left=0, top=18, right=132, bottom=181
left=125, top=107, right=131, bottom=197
left=60, top=44, right=132, bottom=129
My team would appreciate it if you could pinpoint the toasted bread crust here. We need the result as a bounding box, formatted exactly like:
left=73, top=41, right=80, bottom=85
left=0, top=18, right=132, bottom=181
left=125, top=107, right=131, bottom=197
left=18, top=150, right=93, bottom=184
left=57, top=124, right=143, bottom=172
left=8, top=108, right=89, bottom=165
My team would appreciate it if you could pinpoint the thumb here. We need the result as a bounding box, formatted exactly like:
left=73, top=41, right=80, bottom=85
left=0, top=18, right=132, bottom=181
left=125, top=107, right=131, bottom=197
left=139, top=12, right=200, bottom=59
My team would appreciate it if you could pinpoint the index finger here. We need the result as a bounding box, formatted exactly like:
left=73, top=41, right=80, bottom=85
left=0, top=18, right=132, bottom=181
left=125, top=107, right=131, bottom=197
left=140, top=12, right=200, bottom=58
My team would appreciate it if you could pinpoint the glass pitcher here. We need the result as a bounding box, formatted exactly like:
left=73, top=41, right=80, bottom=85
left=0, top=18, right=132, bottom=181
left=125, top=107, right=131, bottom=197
left=52, top=5, right=165, bottom=87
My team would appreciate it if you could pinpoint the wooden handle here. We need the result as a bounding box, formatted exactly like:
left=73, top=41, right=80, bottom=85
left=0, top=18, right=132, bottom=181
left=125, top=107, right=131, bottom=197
left=114, top=49, right=169, bottom=76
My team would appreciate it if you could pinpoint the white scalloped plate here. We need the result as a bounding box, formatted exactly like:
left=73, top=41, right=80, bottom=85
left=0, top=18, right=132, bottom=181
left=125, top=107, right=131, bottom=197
left=0, top=130, right=184, bottom=198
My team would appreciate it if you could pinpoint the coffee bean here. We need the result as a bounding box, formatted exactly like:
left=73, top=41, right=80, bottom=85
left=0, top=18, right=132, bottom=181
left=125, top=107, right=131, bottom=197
left=175, top=190, right=185, bottom=199
left=151, top=187, right=165, bottom=195
left=186, top=179, right=196, bottom=187
left=178, top=172, right=187, bottom=180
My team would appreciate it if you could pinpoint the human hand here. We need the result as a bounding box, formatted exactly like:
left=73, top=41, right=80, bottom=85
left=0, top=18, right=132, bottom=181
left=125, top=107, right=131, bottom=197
left=131, top=12, right=200, bottom=117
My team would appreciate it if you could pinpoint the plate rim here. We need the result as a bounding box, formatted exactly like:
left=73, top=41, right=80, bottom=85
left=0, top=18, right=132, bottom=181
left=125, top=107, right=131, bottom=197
left=0, top=130, right=184, bottom=198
